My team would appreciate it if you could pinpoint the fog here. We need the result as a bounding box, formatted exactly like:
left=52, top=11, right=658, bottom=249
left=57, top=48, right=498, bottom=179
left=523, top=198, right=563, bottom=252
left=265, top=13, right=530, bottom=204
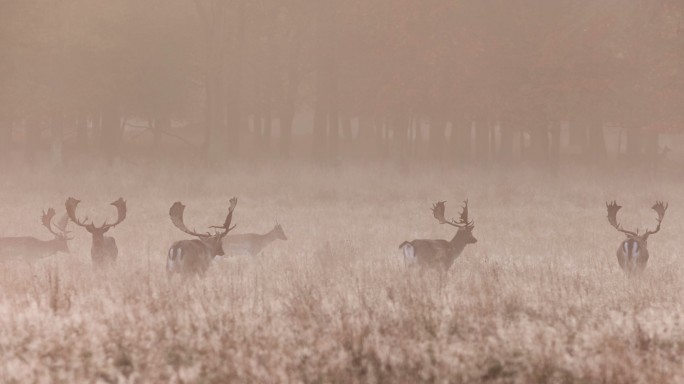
left=1, top=1, right=684, bottom=382
left=1, top=1, right=682, bottom=167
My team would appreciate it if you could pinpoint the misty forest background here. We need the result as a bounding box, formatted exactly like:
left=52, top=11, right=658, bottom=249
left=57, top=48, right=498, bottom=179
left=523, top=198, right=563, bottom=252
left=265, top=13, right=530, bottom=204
left=1, top=0, right=683, bottom=168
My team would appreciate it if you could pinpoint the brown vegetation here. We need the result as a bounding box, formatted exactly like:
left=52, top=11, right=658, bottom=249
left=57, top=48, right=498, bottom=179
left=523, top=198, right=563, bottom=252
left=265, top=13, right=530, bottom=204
left=0, top=163, right=681, bottom=382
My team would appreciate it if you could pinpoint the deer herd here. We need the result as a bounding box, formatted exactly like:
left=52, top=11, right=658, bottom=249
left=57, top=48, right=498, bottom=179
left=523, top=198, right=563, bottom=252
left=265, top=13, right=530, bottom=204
left=0, top=195, right=671, bottom=278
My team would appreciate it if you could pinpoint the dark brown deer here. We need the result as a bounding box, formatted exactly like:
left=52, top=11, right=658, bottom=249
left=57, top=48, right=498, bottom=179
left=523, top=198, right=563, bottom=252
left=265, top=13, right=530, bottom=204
left=167, top=197, right=237, bottom=277
left=0, top=208, right=70, bottom=263
left=399, top=200, right=477, bottom=270
left=65, top=197, right=127, bottom=267
left=606, top=200, right=668, bottom=275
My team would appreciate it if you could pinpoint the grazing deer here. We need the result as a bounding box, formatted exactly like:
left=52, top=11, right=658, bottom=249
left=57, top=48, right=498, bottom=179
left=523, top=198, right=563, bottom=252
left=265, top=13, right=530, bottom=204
left=606, top=200, right=668, bottom=275
left=399, top=200, right=477, bottom=270
left=222, top=222, right=287, bottom=257
left=0, top=208, right=70, bottom=263
left=65, top=197, right=127, bottom=267
left=167, top=197, right=237, bottom=277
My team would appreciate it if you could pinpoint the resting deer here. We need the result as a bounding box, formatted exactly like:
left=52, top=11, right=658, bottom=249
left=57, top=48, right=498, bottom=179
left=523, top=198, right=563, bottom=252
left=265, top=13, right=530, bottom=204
left=606, top=200, right=668, bottom=275
left=0, top=208, right=70, bottom=263
left=66, top=197, right=127, bottom=267
left=222, top=222, right=287, bottom=257
left=167, top=197, right=237, bottom=277
left=399, top=200, right=477, bottom=270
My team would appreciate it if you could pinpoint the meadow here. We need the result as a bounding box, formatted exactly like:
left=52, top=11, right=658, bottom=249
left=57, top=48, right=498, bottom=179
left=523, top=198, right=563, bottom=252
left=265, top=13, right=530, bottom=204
left=0, top=162, right=683, bottom=383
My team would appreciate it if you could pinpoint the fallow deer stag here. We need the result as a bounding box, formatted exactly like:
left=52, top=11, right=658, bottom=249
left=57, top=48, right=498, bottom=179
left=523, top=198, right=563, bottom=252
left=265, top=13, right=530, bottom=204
left=167, top=197, right=237, bottom=277
left=399, top=200, right=477, bottom=271
left=606, top=200, right=668, bottom=275
left=66, top=197, right=127, bottom=267
left=222, top=222, right=287, bottom=257
left=0, top=208, right=70, bottom=263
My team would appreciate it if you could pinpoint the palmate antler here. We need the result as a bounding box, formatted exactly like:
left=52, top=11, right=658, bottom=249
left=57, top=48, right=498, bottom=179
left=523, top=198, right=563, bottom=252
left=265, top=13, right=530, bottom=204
left=65, top=197, right=127, bottom=233
left=432, top=200, right=474, bottom=229
left=644, top=201, right=668, bottom=237
left=41, top=208, right=70, bottom=238
left=606, top=200, right=669, bottom=238
left=170, top=197, right=237, bottom=239
left=606, top=201, right=638, bottom=237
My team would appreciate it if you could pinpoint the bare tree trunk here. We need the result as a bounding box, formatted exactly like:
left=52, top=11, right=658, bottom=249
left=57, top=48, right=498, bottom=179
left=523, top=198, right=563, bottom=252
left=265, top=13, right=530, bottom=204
left=225, top=0, right=245, bottom=157
left=313, top=83, right=328, bottom=161
left=312, top=1, right=333, bottom=162
left=549, top=121, right=561, bottom=164
left=154, top=115, right=170, bottom=151
left=279, top=101, right=294, bottom=158
left=195, top=0, right=228, bottom=161
left=586, top=120, right=606, bottom=161
left=450, top=117, right=471, bottom=162
left=0, top=113, right=12, bottom=163
left=50, top=112, right=64, bottom=167
left=101, top=105, right=120, bottom=164
left=430, top=113, right=447, bottom=162
left=643, top=131, right=658, bottom=159
left=624, top=125, right=641, bottom=156
left=393, top=110, right=411, bottom=169
left=327, top=56, right=339, bottom=163
left=263, top=98, right=272, bottom=152
left=25, top=117, right=40, bottom=166
left=489, top=120, right=496, bottom=160
left=76, top=114, right=88, bottom=151
left=529, top=121, right=549, bottom=163
left=498, top=120, right=514, bottom=161
left=569, top=118, right=587, bottom=150
left=473, top=119, right=489, bottom=163
left=341, top=111, right=352, bottom=149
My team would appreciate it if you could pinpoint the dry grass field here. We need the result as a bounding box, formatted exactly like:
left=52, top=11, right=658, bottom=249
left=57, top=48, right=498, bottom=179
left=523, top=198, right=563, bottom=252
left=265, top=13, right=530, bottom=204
left=0, top=162, right=683, bottom=383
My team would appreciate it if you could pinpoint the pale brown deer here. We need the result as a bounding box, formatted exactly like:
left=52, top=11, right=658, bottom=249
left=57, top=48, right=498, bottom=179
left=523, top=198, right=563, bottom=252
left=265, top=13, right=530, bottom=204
left=0, top=208, right=70, bottom=263
left=399, top=200, right=477, bottom=270
left=66, top=197, right=127, bottom=267
left=167, top=197, right=237, bottom=277
left=606, top=200, right=668, bottom=275
left=222, top=222, right=287, bottom=257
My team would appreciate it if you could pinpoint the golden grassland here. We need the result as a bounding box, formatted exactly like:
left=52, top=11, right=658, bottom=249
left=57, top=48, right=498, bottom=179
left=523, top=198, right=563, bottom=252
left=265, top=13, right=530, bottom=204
left=0, top=162, right=683, bottom=383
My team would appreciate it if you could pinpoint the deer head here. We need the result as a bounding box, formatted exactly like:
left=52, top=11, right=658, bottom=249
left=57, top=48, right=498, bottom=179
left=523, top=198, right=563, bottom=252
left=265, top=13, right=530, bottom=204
left=273, top=221, right=287, bottom=240
left=65, top=197, right=127, bottom=238
left=606, top=200, right=668, bottom=241
left=432, top=200, right=477, bottom=244
left=41, top=208, right=71, bottom=253
left=169, top=197, right=237, bottom=256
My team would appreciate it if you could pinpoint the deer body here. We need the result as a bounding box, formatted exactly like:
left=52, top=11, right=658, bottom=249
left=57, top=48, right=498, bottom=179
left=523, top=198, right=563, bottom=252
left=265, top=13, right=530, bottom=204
left=90, top=234, right=118, bottom=266
left=400, top=233, right=472, bottom=270
left=0, top=236, right=69, bottom=263
left=616, top=237, right=648, bottom=275
left=167, top=239, right=218, bottom=277
left=400, top=200, right=477, bottom=271
left=166, top=198, right=237, bottom=277
left=223, top=224, right=287, bottom=257
left=0, top=208, right=70, bottom=263
left=606, top=201, right=667, bottom=275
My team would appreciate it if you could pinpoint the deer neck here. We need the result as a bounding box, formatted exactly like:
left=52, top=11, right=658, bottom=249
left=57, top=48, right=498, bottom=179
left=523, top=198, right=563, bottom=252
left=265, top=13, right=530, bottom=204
left=448, top=233, right=469, bottom=254
left=260, top=229, right=280, bottom=246
left=91, top=233, right=106, bottom=245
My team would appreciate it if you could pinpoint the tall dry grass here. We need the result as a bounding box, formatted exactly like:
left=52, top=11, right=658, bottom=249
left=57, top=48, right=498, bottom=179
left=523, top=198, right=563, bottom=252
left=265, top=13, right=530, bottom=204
left=0, top=162, right=682, bottom=383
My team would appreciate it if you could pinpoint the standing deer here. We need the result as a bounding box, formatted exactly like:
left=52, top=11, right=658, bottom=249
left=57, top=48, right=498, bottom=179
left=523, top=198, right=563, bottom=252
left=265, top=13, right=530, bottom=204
left=65, top=197, right=127, bottom=267
left=606, top=200, right=668, bottom=275
left=222, top=222, right=287, bottom=257
left=167, top=197, right=237, bottom=277
left=399, top=200, right=477, bottom=270
left=0, top=208, right=70, bottom=263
